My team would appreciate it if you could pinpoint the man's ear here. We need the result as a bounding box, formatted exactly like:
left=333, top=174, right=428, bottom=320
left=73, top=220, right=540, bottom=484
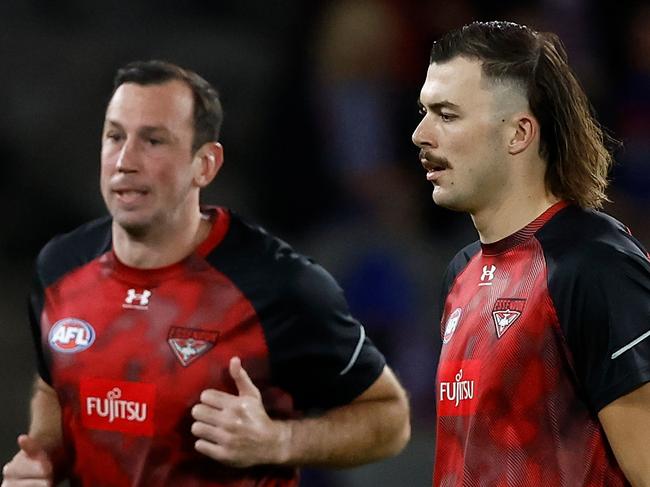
left=193, top=142, right=224, bottom=188
left=507, top=113, right=539, bottom=155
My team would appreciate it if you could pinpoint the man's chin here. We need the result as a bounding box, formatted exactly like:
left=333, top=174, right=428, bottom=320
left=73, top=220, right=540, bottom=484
left=432, top=188, right=452, bottom=207
left=111, top=213, right=152, bottom=239
left=432, top=191, right=466, bottom=213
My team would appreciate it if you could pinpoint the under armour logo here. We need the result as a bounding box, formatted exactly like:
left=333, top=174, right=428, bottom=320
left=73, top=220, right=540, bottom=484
left=479, top=265, right=496, bottom=286
left=123, top=289, right=152, bottom=310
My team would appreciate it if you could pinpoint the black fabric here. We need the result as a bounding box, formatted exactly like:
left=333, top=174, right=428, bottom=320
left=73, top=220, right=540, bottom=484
left=438, top=241, right=481, bottom=328
left=202, top=212, right=386, bottom=411
left=538, top=205, right=650, bottom=411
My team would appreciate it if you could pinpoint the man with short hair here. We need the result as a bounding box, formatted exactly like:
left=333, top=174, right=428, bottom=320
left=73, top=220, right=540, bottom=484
left=2, top=60, right=410, bottom=486
left=412, top=21, right=650, bottom=486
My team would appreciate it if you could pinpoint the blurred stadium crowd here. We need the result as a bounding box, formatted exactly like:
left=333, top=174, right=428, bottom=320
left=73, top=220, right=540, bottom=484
left=0, top=1, right=647, bottom=485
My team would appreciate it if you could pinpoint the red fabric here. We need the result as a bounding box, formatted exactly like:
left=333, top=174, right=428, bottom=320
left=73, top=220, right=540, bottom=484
left=42, top=212, right=297, bottom=486
left=434, top=206, right=628, bottom=487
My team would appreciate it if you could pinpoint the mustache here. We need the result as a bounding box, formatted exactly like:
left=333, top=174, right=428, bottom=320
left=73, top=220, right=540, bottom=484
left=419, top=150, right=451, bottom=170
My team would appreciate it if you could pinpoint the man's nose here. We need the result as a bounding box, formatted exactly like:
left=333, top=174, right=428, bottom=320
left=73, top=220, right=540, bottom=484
left=116, top=139, right=138, bottom=172
left=412, top=119, right=438, bottom=149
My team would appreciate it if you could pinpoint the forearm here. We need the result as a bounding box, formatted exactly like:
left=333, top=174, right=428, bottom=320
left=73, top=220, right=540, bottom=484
left=280, top=393, right=410, bottom=468
left=29, top=377, right=68, bottom=477
left=599, top=382, right=650, bottom=487
left=29, top=379, right=62, bottom=449
left=192, top=362, right=410, bottom=469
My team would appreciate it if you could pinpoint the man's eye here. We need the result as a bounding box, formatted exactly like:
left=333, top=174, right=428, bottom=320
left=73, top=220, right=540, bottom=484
left=148, top=138, right=163, bottom=146
left=440, top=113, right=456, bottom=122
left=106, top=133, right=122, bottom=141
left=418, top=106, right=427, bottom=116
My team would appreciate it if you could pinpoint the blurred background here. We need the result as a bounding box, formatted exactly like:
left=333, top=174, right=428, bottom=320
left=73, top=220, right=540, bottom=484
left=0, top=1, right=647, bottom=485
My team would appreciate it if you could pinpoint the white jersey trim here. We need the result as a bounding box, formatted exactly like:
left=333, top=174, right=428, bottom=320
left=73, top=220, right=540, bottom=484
left=339, top=325, right=366, bottom=375
left=611, top=328, right=650, bottom=359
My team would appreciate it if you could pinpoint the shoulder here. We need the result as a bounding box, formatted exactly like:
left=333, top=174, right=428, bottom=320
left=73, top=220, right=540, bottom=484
left=536, top=205, right=649, bottom=280
left=448, top=240, right=481, bottom=270
left=444, top=240, right=481, bottom=284
left=536, top=205, right=650, bottom=345
left=36, top=216, right=113, bottom=288
left=438, top=240, right=481, bottom=315
left=211, top=211, right=297, bottom=267
left=206, top=211, right=338, bottom=300
left=537, top=207, right=650, bottom=411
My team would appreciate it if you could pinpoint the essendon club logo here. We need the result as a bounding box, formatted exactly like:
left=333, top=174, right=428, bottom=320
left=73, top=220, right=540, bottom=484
left=492, top=298, right=526, bottom=338
left=80, top=378, right=156, bottom=437
left=167, top=327, right=220, bottom=366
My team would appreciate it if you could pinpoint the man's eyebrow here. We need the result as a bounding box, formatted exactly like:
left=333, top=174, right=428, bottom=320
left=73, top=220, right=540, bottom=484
left=139, top=125, right=172, bottom=135
left=103, top=119, right=123, bottom=129
left=103, top=119, right=172, bottom=134
left=418, top=100, right=461, bottom=111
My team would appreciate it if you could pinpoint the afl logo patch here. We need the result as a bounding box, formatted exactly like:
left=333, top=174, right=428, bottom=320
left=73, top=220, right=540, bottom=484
left=443, top=308, right=462, bottom=344
left=49, top=318, right=96, bottom=353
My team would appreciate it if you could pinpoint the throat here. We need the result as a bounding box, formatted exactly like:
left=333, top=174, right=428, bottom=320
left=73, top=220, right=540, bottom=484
left=473, top=195, right=561, bottom=244
left=112, top=214, right=211, bottom=269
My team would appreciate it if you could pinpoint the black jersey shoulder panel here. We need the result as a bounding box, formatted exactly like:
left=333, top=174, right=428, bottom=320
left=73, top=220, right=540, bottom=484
left=439, top=241, right=481, bottom=323
left=536, top=205, right=650, bottom=411
left=30, top=216, right=112, bottom=384
left=36, top=216, right=113, bottom=288
left=205, top=211, right=385, bottom=411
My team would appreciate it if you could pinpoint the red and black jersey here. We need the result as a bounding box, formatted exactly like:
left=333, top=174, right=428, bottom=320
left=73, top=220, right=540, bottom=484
left=434, top=202, right=650, bottom=487
left=29, top=207, right=386, bottom=487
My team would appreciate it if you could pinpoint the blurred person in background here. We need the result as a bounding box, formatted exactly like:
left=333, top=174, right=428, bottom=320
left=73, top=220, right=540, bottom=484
left=1, top=60, right=409, bottom=487
left=412, top=21, right=650, bottom=486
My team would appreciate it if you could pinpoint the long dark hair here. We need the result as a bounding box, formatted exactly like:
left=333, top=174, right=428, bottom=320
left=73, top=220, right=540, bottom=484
left=431, top=21, right=614, bottom=209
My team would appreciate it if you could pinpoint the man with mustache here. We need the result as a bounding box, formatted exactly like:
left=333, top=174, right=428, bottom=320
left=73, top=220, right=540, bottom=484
left=2, top=60, right=410, bottom=486
left=412, top=21, right=650, bottom=486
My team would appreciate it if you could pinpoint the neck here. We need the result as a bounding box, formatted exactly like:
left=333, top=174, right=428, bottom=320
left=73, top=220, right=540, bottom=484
left=112, top=209, right=211, bottom=269
left=471, top=188, right=560, bottom=244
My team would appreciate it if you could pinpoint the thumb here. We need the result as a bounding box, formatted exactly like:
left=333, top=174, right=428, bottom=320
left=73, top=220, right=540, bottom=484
left=229, top=357, right=260, bottom=399
left=17, top=434, right=46, bottom=458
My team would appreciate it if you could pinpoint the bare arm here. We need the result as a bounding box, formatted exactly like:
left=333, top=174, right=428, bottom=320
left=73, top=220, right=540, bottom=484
left=2, top=377, right=66, bottom=486
left=599, top=381, right=650, bottom=487
left=191, top=358, right=410, bottom=468
left=281, top=364, right=410, bottom=467
left=28, top=378, right=64, bottom=454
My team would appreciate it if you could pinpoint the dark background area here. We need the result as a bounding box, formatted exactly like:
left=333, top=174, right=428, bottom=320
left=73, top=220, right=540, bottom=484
left=1, top=1, right=648, bottom=485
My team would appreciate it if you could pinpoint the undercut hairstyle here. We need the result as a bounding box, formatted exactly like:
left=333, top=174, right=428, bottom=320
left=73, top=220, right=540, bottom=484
left=430, top=21, right=614, bottom=209
left=112, top=60, right=223, bottom=153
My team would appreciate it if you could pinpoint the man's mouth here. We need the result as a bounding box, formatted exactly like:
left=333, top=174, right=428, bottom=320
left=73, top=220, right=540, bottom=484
left=113, top=188, right=149, bottom=204
left=420, top=153, right=450, bottom=181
